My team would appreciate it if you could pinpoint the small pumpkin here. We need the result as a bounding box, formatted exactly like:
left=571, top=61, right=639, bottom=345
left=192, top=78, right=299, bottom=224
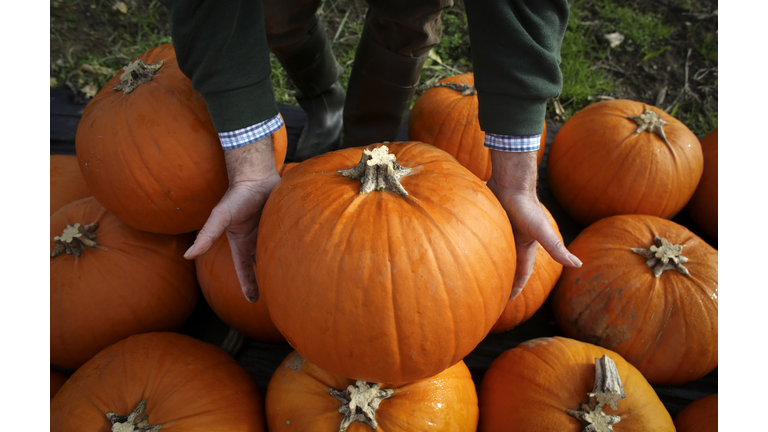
left=50, top=196, right=199, bottom=370
left=674, top=393, right=717, bottom=432
left=409, top=73, right=546, bottom=181
left=50, top=155, right=91, bottom=215
left=686, top=128, right=718, bottom=240
left=50, top=332, right=267, bottom=431
left=257, top=142, right=516, bottom=385
left=266, top=351, right=478, bottom=431
left=195, top=234, right=286, bottom=343
left=75, top=44, right=288, bottom=234
left=551, top=214, right=718, bottom=385
left=478, top=337, right=675, bottom=431
left=279, top=161, right=299, bottom=177
left=547, top=99, right=703, bottom=226
left=490, top=202, right=564, bottom=333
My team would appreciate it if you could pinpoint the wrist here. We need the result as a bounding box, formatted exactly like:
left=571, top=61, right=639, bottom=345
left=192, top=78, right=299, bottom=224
left=224, top=135, right=279, bottom=186
left=488, top=149, right=539, bottom=195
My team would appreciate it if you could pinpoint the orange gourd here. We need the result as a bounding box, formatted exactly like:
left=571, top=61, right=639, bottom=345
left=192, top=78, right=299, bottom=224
left=279, top=161, right=298, bottom=177
left=75, top=44, right=287, bottom=234
left=409, top=73, right=546, bottom=181
left=478, top=337, right=675, bottom=431
left=195, top=234, right=286, bottom=343
left=50, top=155, right=91, bottom=215
left=490, top=202, right=564, bottom=333
left=50, top=332, right=267, bottom=431
left=686, top=128, right=718, bottom=240
left=51, top=370, right=69, bottom=400
left=266, top=351, right=478, bottom=431
left=674, top=394, right=717, bottom=432
left=547, top=99, right=703, bottom=226
left=50, top=197, right=199, bottom=370
left=256, top=142, right=516, bottom=385
left=551, top=214, right=718, bottom=385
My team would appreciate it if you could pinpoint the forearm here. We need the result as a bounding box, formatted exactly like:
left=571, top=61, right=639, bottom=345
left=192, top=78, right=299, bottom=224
left=465, top=0, right=569, bottom=136
left=160, top=0, right=279, bottom=132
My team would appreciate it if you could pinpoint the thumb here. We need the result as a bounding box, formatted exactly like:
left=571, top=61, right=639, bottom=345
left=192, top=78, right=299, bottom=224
left=184, top=206, right=230, bottom=260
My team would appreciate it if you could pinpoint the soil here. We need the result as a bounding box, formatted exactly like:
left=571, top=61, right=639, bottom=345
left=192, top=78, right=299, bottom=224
left=50, top=0, right=717, bottom=135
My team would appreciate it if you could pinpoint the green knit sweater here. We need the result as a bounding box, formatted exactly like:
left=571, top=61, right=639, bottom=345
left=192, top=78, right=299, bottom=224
left=160, top=0, right=568, bottom=137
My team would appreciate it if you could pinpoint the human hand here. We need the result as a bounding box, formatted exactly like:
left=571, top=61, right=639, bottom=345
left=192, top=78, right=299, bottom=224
left=183, top=135, right=281, bottom=302
left=486, top=149, right=582, bottom=301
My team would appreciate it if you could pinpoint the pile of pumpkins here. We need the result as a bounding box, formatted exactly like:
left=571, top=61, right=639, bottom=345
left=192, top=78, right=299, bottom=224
left=50, top=45, right=718, bottom=431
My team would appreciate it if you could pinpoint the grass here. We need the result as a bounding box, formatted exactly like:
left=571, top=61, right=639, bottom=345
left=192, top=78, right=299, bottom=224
left=50, top=0, right=717, bottom=135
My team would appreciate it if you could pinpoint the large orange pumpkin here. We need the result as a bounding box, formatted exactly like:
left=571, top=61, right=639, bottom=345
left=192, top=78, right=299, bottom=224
left=50, top=196, right=199, bottom=370
left=50, top=332, right=267, bottom=431
left=674, top=393, right=717, bottom=432
left=75, top=44, right=287, bottom=235
left=51, top=370, right=69, bottom=400
left=490, top=202, right=564, bottom=333
left=478, top=337, right=675, bottom=431
left=50, top=155, right=91, bottom=215
left=409, top=73, right=546, bottom=181
left=256, top=142, right=516, bottom=385
left=195, top=234, right=286, bottom=343
left=551, top=214, right=718, bottom=385
left=547, top=99, right=703, bottom=226
left=265, top=351, right=479, bottom=431
left=686, top=128, right=718, bottom=240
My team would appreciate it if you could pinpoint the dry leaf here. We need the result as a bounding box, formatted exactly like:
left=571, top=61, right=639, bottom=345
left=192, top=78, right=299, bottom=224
left=113, top=1, right=128, bottom=13
left=604, top=32, right=624, bottom=48
left=80, top=83, right=99, bottom=99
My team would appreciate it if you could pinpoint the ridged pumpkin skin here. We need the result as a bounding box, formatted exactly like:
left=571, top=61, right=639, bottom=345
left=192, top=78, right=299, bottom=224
left=50, top=197, right=199, bottom=370
left=75, top=44, right=287, bottom=235
left=547, top=99, right=703, bottom=226
left=266, top=351, right=479, bottom=431
left=50, top=332, right=267, bottom=432
left=408, top=73, right=546, bottom=181
left=478, top=337, right=675, bottom=432
left=195, top=235, right=286, bottom=343
left=50, top=155, right=91, bottom=215
left=490, top=203, right=564, bottom=333
left=674, top=394, right=717, bottom=432
left=256, top=142, right=516, bottom=385
left=686, top=128, right=718, bottom=240
left=551, top=214, right=718, bottom=385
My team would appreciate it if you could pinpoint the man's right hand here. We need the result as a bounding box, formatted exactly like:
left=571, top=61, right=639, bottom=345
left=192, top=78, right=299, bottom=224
left=183, top=135, right=281, bottom=303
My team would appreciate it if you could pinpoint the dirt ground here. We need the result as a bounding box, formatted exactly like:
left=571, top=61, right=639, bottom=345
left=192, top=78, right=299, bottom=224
left=50, top=0, right=717, bottom=133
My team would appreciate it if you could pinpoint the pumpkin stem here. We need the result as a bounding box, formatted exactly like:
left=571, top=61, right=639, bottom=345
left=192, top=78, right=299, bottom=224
left=631, top=235, right=690, bottom=277
left=626, top=107, right=671, bottom=147
left=114, top=59, right=164, bottom=94
left=329, top=380, right=396, bottom=432
left=567, top=355, right=626, bottom=432
left=106, top=399, right=162, bottom=432
left=433, top=82, right=477, bottom=96
left=338, top=145, right=413, bottom=196
left=51, top=222, right=101, bottom=258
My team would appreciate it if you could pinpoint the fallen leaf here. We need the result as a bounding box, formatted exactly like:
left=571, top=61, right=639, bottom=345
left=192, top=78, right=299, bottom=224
left=80, top=83, right=99, bottom=99
left=604, top=32, right=624, bottom=48
left=113, top=1, right=128, bottom=13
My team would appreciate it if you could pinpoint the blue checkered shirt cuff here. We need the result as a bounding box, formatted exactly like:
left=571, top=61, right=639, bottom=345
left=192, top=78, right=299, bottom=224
left=218, top=114, right=284, bottom=150
left=484, top=133, right=541, bottom=152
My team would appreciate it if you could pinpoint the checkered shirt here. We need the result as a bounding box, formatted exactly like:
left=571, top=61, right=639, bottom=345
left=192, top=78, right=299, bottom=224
left=218, top=114, right=284, bottom=150
left=484, top=132, right=541, bottom=152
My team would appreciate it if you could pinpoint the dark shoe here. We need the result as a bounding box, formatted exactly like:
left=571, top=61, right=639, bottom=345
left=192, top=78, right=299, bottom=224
left=341, top=29, right=428, bottom=149
left=273, top=22, right=345, bottom=161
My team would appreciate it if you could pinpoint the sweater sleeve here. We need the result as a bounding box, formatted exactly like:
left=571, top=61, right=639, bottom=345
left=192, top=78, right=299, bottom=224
left=160, top=0, right=279, bottom=133
left=464, top=0, right=569, bottom=136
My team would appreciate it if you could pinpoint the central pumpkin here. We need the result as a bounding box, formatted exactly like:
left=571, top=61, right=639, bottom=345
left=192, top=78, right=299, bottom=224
left=256, top=142, right=516, bottom=385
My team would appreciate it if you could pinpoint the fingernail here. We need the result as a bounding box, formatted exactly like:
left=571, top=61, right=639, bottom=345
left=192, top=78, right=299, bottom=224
left=570, top=254, right=583, bottom=267
left=183, top=245, right=195, bottom=259
left=508, top=286, right=523, bottom=301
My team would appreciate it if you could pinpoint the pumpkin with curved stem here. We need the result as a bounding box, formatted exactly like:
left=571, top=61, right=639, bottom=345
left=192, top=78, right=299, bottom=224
left=50, top=155, right=92, bottom=215
left=547, top=99, right=703, bottom=226
left=686, top=128, right=718, bottom=240
left=195, top=234, right=286, bottom=343
left=490, top=202, right=564, bottom=333
left=257, top=142, right=516, bottom=385
left=478, top=337, right=674, bottom=431
left=75, top=44, right=287, bottom=235
left=265, top=351, right=478, bottom=431
left=50, top=197, right=199, bottom=370
left=409, top=73, right=547, bottom=181
left=551, top=214, right=718, bottom=385
left=50, top=332, right=267, bottom=431
left=674, top=394, right=717, bottom=432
